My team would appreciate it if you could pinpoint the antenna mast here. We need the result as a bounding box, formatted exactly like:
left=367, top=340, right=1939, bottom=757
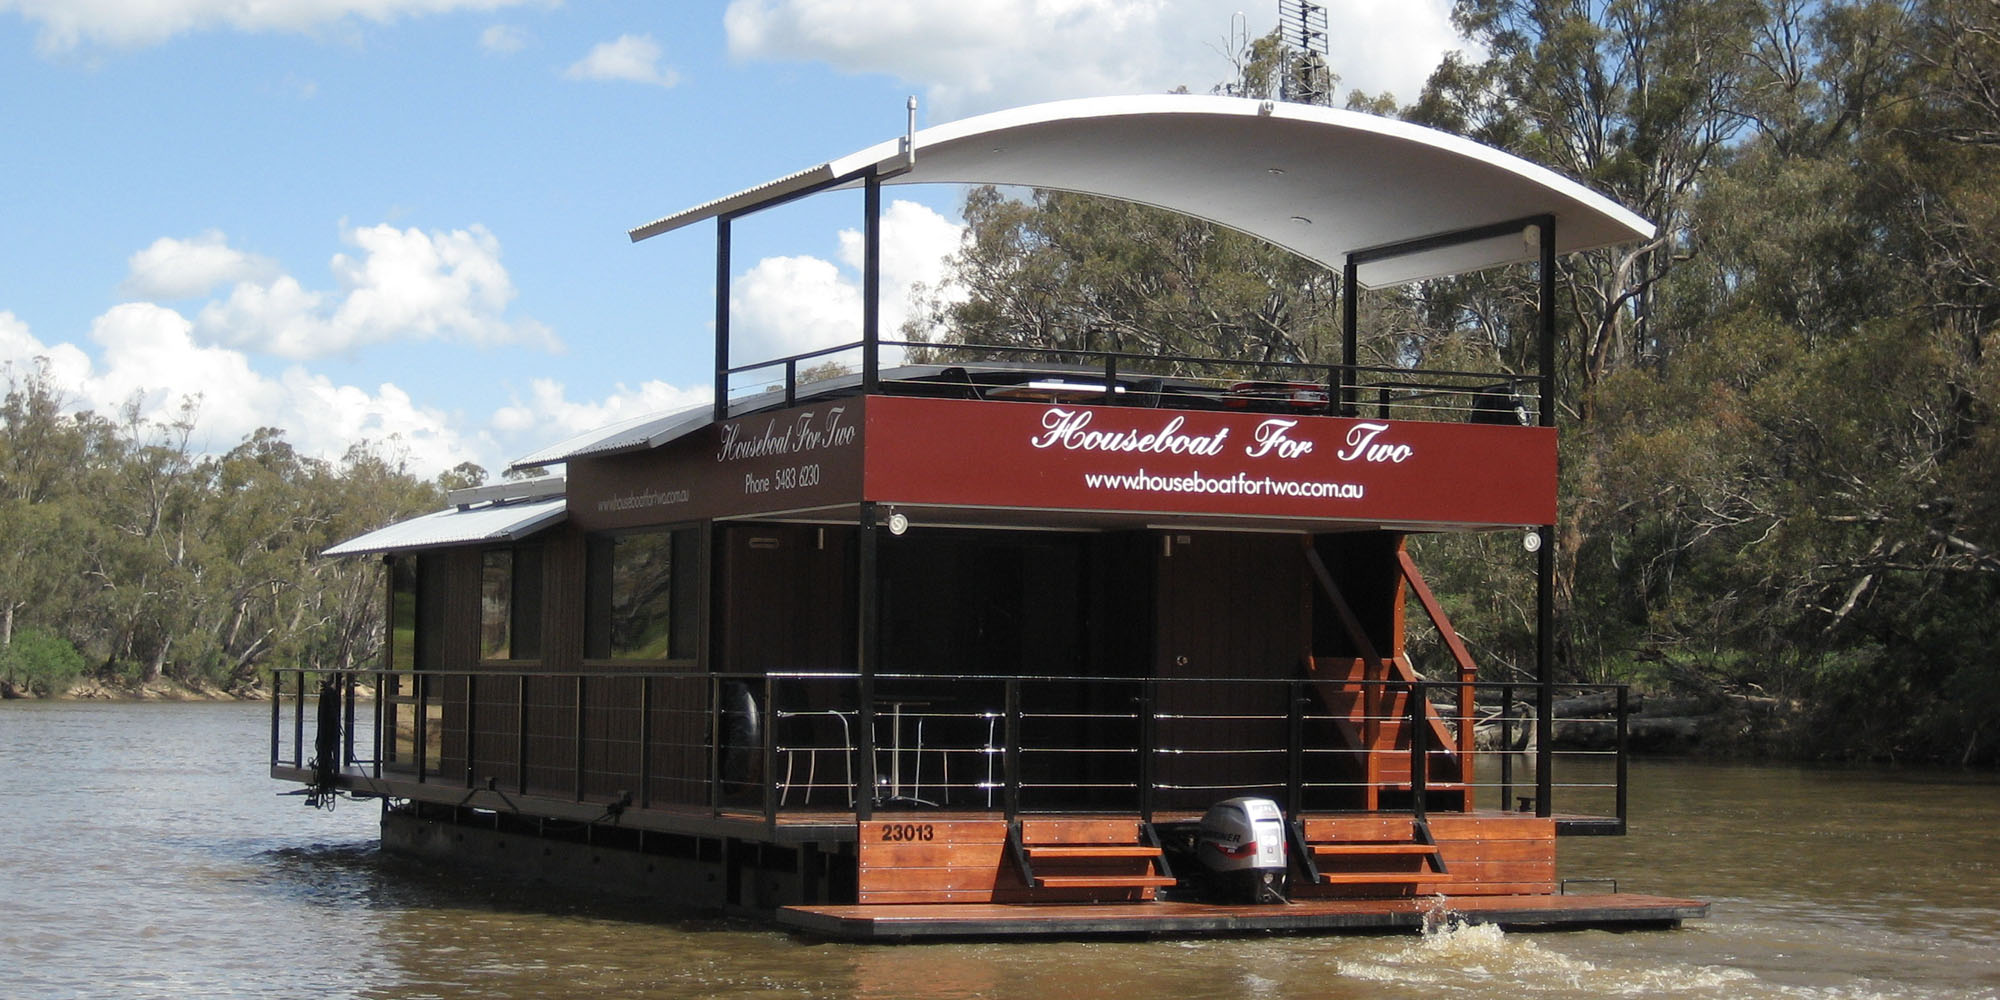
left=1278, top=0, right=1331, bottom=106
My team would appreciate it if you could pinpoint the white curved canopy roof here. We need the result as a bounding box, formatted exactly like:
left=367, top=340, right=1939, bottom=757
left=631, top=94, right=1653, bottom=287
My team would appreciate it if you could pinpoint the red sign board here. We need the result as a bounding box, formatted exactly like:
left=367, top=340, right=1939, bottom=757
left=862, top=396, right=1555, bottom=526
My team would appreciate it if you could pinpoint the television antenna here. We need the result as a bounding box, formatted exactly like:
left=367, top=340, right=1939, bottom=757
left=1278, top=0, right=1332, bottom=106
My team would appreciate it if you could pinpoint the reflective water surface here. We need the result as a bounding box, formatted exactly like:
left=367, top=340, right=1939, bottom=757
left=2, top=701, right=1996, bottom=999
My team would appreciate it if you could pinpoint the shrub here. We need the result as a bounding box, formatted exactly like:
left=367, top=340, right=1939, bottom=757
left=0, top=628, right=87, bottom=696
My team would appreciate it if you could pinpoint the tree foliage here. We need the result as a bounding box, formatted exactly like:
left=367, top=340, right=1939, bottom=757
left=911, top=1, right=2000, bottom=764
left=0, top=363, right=443, bottom=692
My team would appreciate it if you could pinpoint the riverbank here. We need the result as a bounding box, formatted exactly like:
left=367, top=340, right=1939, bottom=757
left=0, top=674, right=267, bottom=702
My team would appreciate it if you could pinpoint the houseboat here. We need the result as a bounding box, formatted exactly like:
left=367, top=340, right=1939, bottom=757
left=275, top=94, right=1707, bottom=938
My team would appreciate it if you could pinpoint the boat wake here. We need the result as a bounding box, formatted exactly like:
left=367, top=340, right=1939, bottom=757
left=1327, top=914, right=1923, bottom=999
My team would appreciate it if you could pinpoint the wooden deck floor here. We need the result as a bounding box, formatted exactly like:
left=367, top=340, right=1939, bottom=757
left=778, top=893, right=1709, bottom=940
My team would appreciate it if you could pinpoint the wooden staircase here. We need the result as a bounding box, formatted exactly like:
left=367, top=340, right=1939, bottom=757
left=1008, top=818, right=1177, bottom=898
left=1302, top=538, right=1478, bottom=812
left=1289, top=817, right=1449, bottom=892
left=1306, top=654, right=1471, bottom=810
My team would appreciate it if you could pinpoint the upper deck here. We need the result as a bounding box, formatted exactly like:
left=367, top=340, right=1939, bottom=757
left=523, top=364, right=1556, bottom=537
left=511, top=94, right=1652, bottom=535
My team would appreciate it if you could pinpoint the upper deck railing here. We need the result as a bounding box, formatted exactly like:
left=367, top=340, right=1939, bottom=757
left=722, top=337, right=1544, bottom=427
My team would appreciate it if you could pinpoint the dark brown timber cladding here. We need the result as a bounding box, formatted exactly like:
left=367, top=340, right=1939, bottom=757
left=857, top=818, right=1162, bottom=904
left=1293, top=814, right=1555, bottom=897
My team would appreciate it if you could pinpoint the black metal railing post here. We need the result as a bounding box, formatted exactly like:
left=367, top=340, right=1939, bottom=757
left=1409, top=680, right=1428, bottom=822
left=516, top=673, right=528, bottom=794
left=1616, top=685, right=1630, bottom=833
left=1003, top=678, right=1022, bottom=820
left=343, top=672, right=358, bottom=768
left=1138, top=678, right=1157, bottom=822
left=1286, top=679, right=1304, bottom=818
left=415, top=670, right=428, bottom=785
left=573, top=674, right=586, bottom=802
left=465, top=674, right=478, bottom=788
left=293, top=670, right=307, bottom=769
left=761, top=673, right=779, bottom=828
left=1499, top=682, right=1515, bottom=811
left=708, top=674, right=723, bottom=817
left=639, top=675, right=654, bottom=809
left=270, top=669, right=282, bottom=766
left=374, top=671, right=386, bottom=778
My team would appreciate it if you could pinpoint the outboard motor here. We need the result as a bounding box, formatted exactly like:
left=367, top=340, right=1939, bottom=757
left=1196, top=797, right=1289, bottom=903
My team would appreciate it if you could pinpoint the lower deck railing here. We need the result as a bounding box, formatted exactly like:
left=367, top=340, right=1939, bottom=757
left=271, top=668, right=1629, bottom=833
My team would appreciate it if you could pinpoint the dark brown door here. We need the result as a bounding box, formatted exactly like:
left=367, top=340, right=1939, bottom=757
left=1153, top=532, right=1308, bottom=810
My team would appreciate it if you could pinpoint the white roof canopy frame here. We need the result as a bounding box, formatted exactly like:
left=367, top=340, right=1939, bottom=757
left=631, top=94, right=1653, bottom=286
left=628, top=94, right=1655, bottom=426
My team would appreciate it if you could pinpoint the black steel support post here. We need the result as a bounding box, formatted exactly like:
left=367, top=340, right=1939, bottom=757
left=855, top=501, right=880, bottom=822
left=861, top=171, right=882, bottom=395
left=1341, top=256, right=1359, bottom=415
left=714, top=216, right=732, bottom=423
left=1535, top=213, right=1558, bottom=819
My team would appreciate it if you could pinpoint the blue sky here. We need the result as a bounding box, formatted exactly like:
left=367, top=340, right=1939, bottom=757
left=0, top=0, right=1462, bottom=478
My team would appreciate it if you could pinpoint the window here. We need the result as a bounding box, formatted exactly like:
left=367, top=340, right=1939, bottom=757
left=587, top=526, right=700, bottom=661
left=385, top=553, right=443, bottom=772
left=479, top=546, right=543, bottom=661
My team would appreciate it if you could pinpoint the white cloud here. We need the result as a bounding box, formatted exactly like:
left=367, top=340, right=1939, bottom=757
left=723, top=0, right=1463, bottom=117
left=564, top=33, right=680, bottom=87
left=0, top=311, right=94, bottom=389
left=120, top=230, right=281, bottom=301
left=479, top=23, right=529, bottom=54
left=491, top=377, right=709, bottom=441
left=728, top=198, right=964, bottom=369
left=0, top=304, right=485, bottom=476
left=2, top=0, right=540, bottom=53
left=193, top=223, right=558, bottom=360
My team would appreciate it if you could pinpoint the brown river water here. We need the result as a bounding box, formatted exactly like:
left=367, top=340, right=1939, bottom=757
left=2, top=700, right=1996, bottom=999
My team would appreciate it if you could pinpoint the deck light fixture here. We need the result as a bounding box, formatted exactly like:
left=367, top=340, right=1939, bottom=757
left=1523, top=528, right=1543, bottom=553
left=887, top=511, right=909, bottom=536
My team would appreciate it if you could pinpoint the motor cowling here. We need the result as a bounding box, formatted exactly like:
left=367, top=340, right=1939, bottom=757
left=1196, top=797, right=1288, bottom=903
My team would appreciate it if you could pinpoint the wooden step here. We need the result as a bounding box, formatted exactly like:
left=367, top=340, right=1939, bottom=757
left=1317, top=872, right=1449, bottom=885
left=1035, top=874, right=1180, bottom=889
left=1026, top=845, right=1164, bottom=859
left=1311, top=843, right=1441, bottom=857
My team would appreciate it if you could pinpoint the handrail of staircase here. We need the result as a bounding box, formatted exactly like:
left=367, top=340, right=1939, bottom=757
left=1397, top=548, right=1479, bottom=767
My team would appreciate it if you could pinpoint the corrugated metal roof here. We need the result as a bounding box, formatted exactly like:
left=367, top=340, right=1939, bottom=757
left=322, top=496, right=567, bottom=558
left=508, top=402, right=714, bottom=470
left=629, top=94, right=1655, bottom=287
left=506, top=365, right=959, bottom=471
